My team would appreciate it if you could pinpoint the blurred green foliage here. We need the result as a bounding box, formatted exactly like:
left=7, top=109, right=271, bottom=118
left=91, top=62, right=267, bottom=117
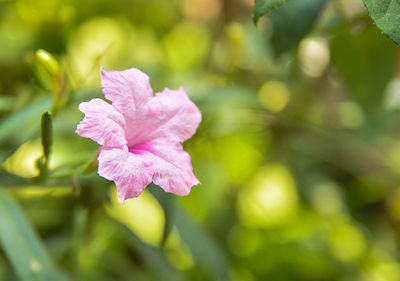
left=1, top=0, right=400, bottom=280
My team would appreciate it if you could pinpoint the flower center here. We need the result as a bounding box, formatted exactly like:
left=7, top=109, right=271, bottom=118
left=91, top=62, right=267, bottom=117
left=128, top=142, right=152, bottom=155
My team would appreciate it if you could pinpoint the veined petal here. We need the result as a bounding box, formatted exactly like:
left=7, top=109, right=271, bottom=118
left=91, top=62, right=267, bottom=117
left=130, top=87, right=201, bottom=145
left=101, top=68, right=153, bottom=139
left=76, top=98, right=127, bottom=147
left=132, top=139, right=199, bottom=196
left=98, top=147, right=154, bottom=203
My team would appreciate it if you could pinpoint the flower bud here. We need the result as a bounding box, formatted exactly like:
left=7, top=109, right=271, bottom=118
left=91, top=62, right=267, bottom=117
left=35, top=49, right=59, bottom=76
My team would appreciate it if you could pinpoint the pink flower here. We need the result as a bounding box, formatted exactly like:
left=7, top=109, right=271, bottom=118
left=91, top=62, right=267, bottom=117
left=76, top=68, right=201, bottom=203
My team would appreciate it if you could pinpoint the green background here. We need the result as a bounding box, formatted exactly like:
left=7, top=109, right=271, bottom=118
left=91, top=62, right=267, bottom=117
left=1, top=0, right=400, bottom=280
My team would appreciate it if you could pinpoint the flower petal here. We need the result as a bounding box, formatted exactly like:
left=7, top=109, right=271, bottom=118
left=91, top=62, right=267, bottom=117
left=98, top=147, right=154, bottom=203
left=132, top=139, right=199, bottom=196
left=101, top=68, right=153, bottom=139
left=129, top=87, right=201, bottom=145
left=76, top=98, right=127, bottom=147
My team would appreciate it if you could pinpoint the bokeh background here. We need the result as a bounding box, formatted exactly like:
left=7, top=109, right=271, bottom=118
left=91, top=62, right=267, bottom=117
left=1, top=0, right=400, bottom=280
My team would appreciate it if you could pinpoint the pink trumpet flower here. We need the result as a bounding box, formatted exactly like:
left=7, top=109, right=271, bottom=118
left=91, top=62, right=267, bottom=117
left=76, top=68, right=201, bottom=203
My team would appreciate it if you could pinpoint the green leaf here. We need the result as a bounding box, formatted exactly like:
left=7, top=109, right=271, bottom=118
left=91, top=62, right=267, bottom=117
left=254, top=0, right=288, bottom=23
left=0, top=98, right=51, bottom=141
left=114, top=220, right=187, bottom=281
left=149, top=185, right=175, bottom=246
left=270, top=0, right=328, bottom=55
left=149, top=185, right=230, bottom=280
left=331, top=25, right=396, bottom=108
left=0, top=170, right=29, bottom=186
left=174, top=204, right=230, bottom=281
left=0, top=189, right=69, bottom=281
left=362, top=0, right=400, bottom=45
left=0, top=98, right=51, bottom=164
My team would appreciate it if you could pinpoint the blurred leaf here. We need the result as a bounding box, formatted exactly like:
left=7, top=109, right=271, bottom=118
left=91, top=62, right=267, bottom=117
left=0, top=189, right=69, bottom=281
left=0, top=98, right=51, bottom=142
left=106, top=188, right=165, bottom=246
left=174, top=204, right=230, bottom=281
left=0, top=96, right=16, bottom=112
left=150, top=185, right=230, bottom=280
left=253, top=0, right=288, bottom=23
left=331, top=25, right=396, bottom=108
left=0, top=169, right=30, bottom=186
left=270, top=0, right=328, bottom=55
left=0, top=98, right=51, bottom=164
left=362, top=0, right=400, bottom=45
left=114, top=220, right=187, bottom=281
left=149, top=185, right=175, bottom=246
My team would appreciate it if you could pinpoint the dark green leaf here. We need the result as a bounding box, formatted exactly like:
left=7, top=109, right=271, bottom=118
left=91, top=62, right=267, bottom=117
left=149, top=185, right=175, bottom=246
left=331, top=25, right=396, bottom=108
left=270, top=0, right=328, bottom=55
left=115, top=220, right=187, bottom=281
left=254, top=0, right=288, bottom=23
left=174, top=204, right=230, bottom=281
left=149, top=185, right=230, bottom=280
left=0, top=189, right=69, bottom=281
left=362, top=0, right=400, bottom=45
